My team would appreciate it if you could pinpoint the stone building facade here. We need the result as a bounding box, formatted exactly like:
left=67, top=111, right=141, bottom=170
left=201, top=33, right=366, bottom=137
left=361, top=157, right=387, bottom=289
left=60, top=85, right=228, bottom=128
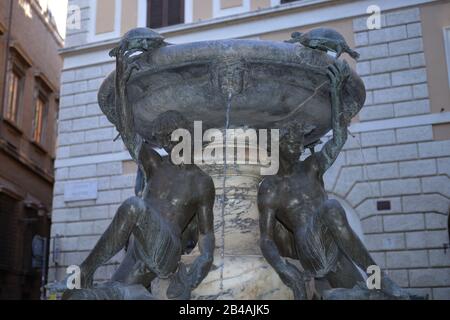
left=0, top=0, right=63, bottom=299
left=49, top=0, right=450, bottom=299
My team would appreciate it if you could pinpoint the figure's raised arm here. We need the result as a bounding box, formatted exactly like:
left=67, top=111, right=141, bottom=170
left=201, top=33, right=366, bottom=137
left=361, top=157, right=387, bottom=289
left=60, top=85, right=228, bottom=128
left=316, top=60, right=351, bottom=173
left=111, top=39, right=143, bottom=162
left=109, top=29, right=166, bottom=162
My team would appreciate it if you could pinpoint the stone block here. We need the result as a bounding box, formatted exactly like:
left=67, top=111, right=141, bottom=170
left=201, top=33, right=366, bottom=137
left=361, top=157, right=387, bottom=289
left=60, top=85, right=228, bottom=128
left=419, top=141, right=450, bottom=158
left=52, top=208, right=81, bottom=223
left=389, top=38, right=423, bottom=56
left=358, top=44, right=389, bottom=61
left=69, top=165, right=97, bottom=179
left=383, top=214, right=425, bottom=232
left=429, top=250, right=450, bottom=267
left=378, top=144, right=418, bottom=162
left=394, top=99, right=430, bottom=117
left=399, top=159, right=436, bottom=177
left=69, top=142, right=98, bottom=157
left=58, top=132, right=85, bottom=146
left=437, top=157, right=450, bottom=175
left=96, top=190, right=122, bottom=205
left=368, top=25, right=407, bottom=44
left=409, top=53, right=426, bottom=68
left=347, top=182, right=380, bottom=207
left=333, top=166, right=364, bottom=196
left=371, top=55, right=410, bottom=74
left=391, top=68, right=427, bottom=86
left=361, top=215, right=383, bottom=234
left=365, top=233, right=405, bottom=251
left=359, top=104, right=394, bottom=121
left=72, top=116, right=99, bottom=131
left=80, top=205, right=110, bottom=220
left=373, top=86, right=413, bottom=104
left=366, top=163, right=399, bottom=180
left=386, top=250, right=428, bottom=270
left=97, top=162, right=123, bottom=177
left=425, top=213, right=449, bottom=230
left=381, top=179, right=421, bottom=196
left=354, top=32, right=369, bottom=46
left=386, top=269, right=409, bottom=287
left=432, top=287, right=450, bottom=300
left=406, top=230, right=448, bottom=249
left=409, top=268, right=450, bottom=287
left=361, top=130, right=396, bottom=147
left=406, top=22, right=422, bottom=38
left=386, top=8, right=420, bottom=26
left=396, top=126, right=433, bottom=143
left=361, top=74, right=391, bottom=90
left=356, top=61, right=371, bottom=75
left=85, top=127, right=114, bottom=143
left=422, top=176, right=450, bottom=197
left=346, top=148, right=378, bottom=165
left=402, top=194, right=449, bottom=214
left=413, top=84, right=429, bottom=99
left=65, top=222, right=94, bottom=236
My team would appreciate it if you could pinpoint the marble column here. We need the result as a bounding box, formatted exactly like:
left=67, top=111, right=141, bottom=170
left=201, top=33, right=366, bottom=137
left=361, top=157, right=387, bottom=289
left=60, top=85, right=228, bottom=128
left=153, top=129, right=293, bottom=300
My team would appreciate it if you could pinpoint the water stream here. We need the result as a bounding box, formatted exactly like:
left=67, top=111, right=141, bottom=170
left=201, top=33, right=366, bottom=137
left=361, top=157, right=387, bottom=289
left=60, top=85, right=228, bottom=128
left=219, top=92, right=233, bottom=293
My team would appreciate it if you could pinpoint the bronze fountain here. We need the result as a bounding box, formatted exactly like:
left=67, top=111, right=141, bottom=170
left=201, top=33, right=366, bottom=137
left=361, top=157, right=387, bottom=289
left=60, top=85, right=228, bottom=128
left=51, top=27, right=420, bottom=300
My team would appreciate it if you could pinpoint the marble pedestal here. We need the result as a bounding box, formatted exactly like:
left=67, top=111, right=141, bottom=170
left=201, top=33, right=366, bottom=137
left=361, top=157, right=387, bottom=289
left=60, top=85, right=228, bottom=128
left=153, top=130, right=293, bottom=300
left=185, top=166, right=293, bottom=300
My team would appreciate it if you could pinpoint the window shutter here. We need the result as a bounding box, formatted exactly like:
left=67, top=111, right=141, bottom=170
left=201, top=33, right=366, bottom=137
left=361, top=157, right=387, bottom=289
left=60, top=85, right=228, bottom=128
left=168, top=0, right=184, bottom=26
left=148, top=0, right=164, bottom=29
left=148, top=0, right=184, bottom=28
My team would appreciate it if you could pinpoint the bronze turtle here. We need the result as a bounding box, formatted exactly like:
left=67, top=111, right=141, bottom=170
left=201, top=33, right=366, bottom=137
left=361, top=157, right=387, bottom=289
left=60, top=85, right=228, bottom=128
left=287, top=28, right=360, bottom=60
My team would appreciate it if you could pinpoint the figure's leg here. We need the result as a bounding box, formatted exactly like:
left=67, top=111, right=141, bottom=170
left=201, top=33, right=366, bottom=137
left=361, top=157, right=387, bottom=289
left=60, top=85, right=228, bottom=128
left=326, top=252, right=364, bottom=290
left=111, top=237, right=157, bottom=288
left=292, top=229, right=326, bottom=300
left=310, top=252, right=368, bottom=299
left=63, top=283, right=156, bottom=300
left=110, top=242, right=138, bottom=283
left=80, top=197, right=146, bottom=286
left=64, top=220, right=161, bottom=301
left=319, top=199, right=376, bottom=269
left=319, top=199, right=412, bottom=298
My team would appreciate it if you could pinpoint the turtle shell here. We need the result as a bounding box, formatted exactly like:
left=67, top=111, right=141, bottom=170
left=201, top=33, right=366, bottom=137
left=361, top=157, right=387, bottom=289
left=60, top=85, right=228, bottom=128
left=304, top=28, right=347, bottom=44
left=123, top=27, right=165, bottom=41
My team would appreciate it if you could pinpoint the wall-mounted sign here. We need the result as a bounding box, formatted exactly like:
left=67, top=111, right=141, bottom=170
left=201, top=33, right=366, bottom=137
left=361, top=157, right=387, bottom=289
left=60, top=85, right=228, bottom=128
left=64, top=181, right=98, bottom=202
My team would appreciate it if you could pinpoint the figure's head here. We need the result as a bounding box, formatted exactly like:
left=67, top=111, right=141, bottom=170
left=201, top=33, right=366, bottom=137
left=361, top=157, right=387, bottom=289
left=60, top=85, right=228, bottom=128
left=291, top=31, right=303, bottom=38
left=291, top=31, right=307, bottom=43
left=279, top=121, right=315, bottom=162
left=109, top=28, right=164, bottom=57
left=149, top=110, right=191, bottom=152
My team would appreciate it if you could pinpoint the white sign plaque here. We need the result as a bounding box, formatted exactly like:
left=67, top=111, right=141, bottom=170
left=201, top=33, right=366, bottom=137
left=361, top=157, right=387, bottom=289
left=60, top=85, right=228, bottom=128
left=64, top=181, right=98, bottom=202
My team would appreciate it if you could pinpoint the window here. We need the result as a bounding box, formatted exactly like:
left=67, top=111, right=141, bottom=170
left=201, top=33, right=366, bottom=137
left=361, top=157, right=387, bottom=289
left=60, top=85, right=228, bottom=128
left=32, top=95, right=47, bottom=144
left=147, top=0, right=184, bottom=29
left=4, top=68, right=24, bottom=124
left=444, top=26, right=450, bottom=87
left=32, top=75, right=52, bottom=147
